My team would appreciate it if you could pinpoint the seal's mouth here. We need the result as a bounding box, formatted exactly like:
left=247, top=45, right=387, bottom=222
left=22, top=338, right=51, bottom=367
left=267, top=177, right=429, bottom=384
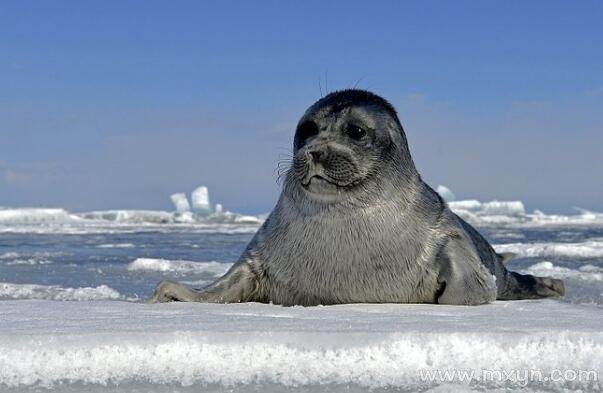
left=300, top=174, right=342, bottom=195
left=301, top=175, right=338, bottom=187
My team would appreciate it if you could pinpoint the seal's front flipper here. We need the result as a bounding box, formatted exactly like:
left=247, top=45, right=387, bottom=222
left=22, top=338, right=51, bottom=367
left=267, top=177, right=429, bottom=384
left=499, top=271, right=565, bottom=300
left=147, top=280, right=203, bottom=303
left=148, top=261, right=263, bottom=304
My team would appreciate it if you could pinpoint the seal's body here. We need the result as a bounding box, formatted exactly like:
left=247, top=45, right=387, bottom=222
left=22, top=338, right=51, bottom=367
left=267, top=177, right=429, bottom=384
left=150, top=90, right=564, bottom=305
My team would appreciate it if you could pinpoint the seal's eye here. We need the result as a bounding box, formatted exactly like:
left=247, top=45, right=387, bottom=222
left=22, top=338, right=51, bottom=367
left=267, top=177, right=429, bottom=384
left=346, top=124, right=366, bottom=140
left=296, top=121, right=319, bottom=147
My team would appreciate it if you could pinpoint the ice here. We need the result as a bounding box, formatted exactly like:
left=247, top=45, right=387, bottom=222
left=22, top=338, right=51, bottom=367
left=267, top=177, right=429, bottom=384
left=77, top=210, right=174, bottom=223
left=95, top=243, right=136, bottom=248
left=0, top=300, right=600, bottom=391
left=436, top=185, right=455, bottom=202
left=528, top=208, right=603, bottom=226
left=449, top=200, right=527, bottom=225
left=0, top=208, right=78, bottom=223
left=191, top=186, right=212, bottom=216
left=522, top=261, right=603, bottom=282
left=430, top=185, right=603, bottom=227
left=127, top=258, right=232, bottom=276
left=0, top=185, right=602, bottom=235
left=0, top=283, right=130, bottom=301
left=170, top=193, right=191, bottom=213
left=494, top=240, right=603, bottom=259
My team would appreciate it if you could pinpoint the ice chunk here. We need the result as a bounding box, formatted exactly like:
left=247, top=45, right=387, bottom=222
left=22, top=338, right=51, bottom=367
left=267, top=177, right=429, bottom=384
left=170, top=193, right=191, bottom=213
left=127, top=258, right=232, bottom=276
left=436, top=185, right=456, bottom=202
left=191, top=186, right=212, bottom=216
left=215, top=203, right=224, bottom=214
left=0, top=282, right=129, bottom=301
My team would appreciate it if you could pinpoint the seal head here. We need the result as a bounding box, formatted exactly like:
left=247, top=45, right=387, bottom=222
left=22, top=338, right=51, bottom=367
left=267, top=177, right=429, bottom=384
left=286, top=90, right=417, bottom=206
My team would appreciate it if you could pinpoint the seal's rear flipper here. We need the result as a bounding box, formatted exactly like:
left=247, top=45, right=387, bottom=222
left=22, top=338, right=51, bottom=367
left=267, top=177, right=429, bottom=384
left=499, top=271, right=565, bottom=300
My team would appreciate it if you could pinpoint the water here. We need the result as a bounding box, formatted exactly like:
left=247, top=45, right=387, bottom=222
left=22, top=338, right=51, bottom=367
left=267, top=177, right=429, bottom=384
left=1, top=223, right=602, bottom=305
left=0, top=230, right=251, bottom=301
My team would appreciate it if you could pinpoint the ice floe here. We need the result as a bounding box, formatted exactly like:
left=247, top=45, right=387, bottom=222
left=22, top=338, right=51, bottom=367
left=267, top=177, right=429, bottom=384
left=0, top=300, right=600, bottom=391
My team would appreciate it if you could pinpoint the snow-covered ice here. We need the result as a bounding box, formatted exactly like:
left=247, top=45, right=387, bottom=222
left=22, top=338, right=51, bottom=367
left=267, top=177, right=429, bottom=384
left=0, top=300, right=600, bottom=391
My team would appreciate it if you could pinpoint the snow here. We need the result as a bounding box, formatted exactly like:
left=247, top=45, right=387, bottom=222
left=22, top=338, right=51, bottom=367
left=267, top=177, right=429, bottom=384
left=0, top=300, right=600, bottom=391
left=170, top=193, right=191, bottom=213
left=191, top=186, right=212, bottom=216
left=127, top=258, right=232, bottom=276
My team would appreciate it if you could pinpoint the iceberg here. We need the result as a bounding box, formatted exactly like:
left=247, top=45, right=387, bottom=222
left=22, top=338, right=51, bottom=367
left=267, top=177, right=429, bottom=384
left=191, top=186, right=212, bottom=216
left=170, top=193, right=191, bottom=213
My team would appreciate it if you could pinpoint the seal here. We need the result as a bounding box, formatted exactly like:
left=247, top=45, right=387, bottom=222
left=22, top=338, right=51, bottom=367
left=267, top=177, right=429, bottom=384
left=149, top=89, right=565, bottom=305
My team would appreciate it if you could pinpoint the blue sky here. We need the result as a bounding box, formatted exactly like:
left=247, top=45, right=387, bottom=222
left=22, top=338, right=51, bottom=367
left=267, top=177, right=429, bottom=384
left=1, top=1, right=602, bottom=214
